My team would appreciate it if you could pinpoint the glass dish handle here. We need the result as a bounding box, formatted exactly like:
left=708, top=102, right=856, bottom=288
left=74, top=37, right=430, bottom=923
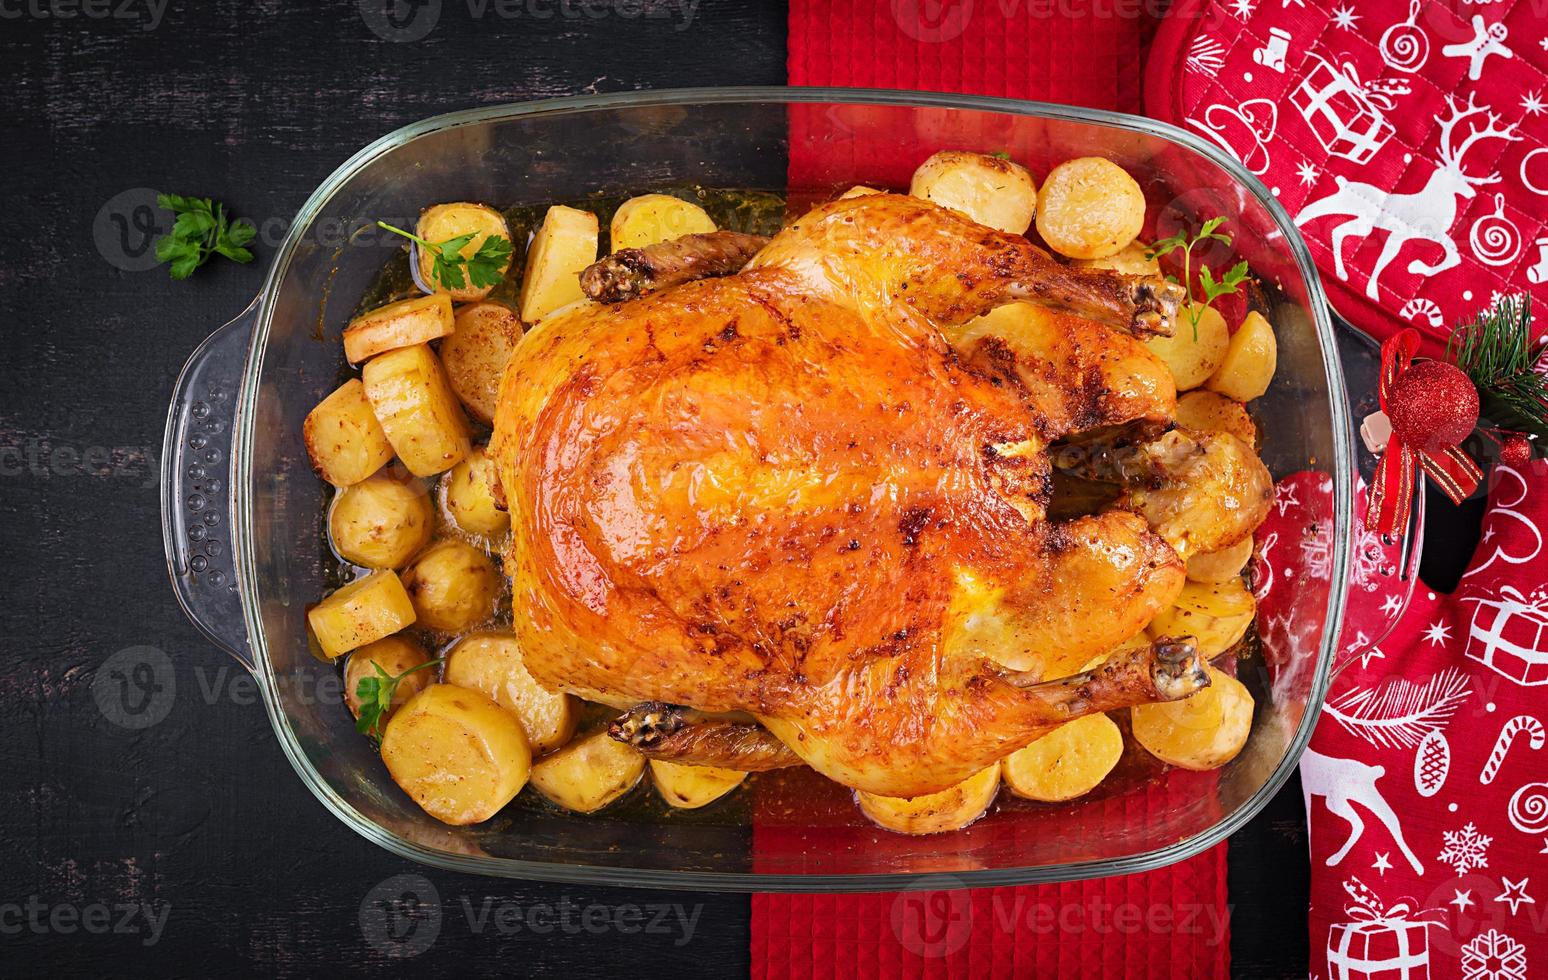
left=1328, top=316, right=1427, bottom=681
left=161, top=296, right=259, bottom=671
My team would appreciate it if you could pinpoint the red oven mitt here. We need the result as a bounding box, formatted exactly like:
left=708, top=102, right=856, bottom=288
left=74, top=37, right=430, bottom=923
left=1257, top=460, right=1548, bottom=979
left=1145, top=0, right=1548, bottom=355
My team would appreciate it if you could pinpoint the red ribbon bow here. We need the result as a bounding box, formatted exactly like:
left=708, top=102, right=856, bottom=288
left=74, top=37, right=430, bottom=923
left=1366, top=329, right=1483, bottom=536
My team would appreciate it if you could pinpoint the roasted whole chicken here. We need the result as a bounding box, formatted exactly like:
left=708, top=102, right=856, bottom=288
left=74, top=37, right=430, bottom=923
left=489, top=193, right=1271, bottom=799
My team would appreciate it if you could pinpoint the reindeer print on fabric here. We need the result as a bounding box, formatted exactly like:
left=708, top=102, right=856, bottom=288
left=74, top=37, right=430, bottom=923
left=1295, top=94, right=1522, bottom=302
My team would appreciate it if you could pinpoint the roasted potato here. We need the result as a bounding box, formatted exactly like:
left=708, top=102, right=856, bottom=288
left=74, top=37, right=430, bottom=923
left=856, top=763, right=1000, bottom=835
left=303, top=379, right=394, bottom=488
left=1206, top=310, right=1277, bottom=401
left=530, top=731, right=646, bottom=813
left=649, top=760, right=747, bottom=810
left=1002, top=713, right=1123, bottom=802
left=1175, top=390, right=1257, bottom=447
left=360, top=343, right=471, bottom=477
left=343, top=635, right=433, bottom=721
left=909, top=150, right=1038, bottom=235
left=342, top=293, right=454, bottom=365
left=1186, top=535, right=1255, bottom=585
left=1035, top=157, right=1145, bottom=260
left=1074, top=240, right=1160, bottom=277
left=442, top=446, right=509, bottom=537
left=416, top=202, right=513, bottom=302
left=329, top=471, right=434, bottom=569
left=382, top=684, right=532, bottom=825
left=519, top=205, right=599, bottom=323
left=439, top=301, right=520, bottom=425
left=1131, top=666, right=1253, bottom=771
left=308, top=569, right=417, bottom=659
left=1145, top=304, right=1230, bottom=390
left=609, top=193, right=716, bottom=251
left=1147, top=577, right=1256, bottom=658
left=400, top=540, right=502, bottom=633
left=442, top=631, right=578, bottom=753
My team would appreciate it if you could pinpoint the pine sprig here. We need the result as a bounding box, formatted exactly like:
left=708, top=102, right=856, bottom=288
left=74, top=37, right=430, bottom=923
left=1446, top=294, right=1548, bottom=446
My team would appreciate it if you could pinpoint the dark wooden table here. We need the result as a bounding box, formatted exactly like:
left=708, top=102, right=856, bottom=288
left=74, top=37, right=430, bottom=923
left=6, top=4, right=1483, bottom=976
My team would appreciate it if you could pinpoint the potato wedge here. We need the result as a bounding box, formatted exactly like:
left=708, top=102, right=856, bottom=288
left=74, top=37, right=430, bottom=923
left=443, top=631, right=578, bottom=753
left=329, top=470, right=434, bottom=569
left=439, top=301, right=520, bottom=425
left=1002, top=713, right=1123, bottom=802
left=308, top=569, right=417, bottom=659
left=909, top=150, right=1038, bottom=234
left=1145, top=304, right=1230, bottom=390
left=442, top=445, right=508, bottom=537
left=1131, top=666, right=1253, bottom=771
left=649, top=759, right=747, bottom=810
left=609, top=193, right=716, bottom=251
left=530, top=731, right=646, bottom=813
left=519, top=205, right=599, bottom=323
left=856, top=763, right=1000, bottom=835
left=1147, top=577, right=1256, bottom=658
left=1186, top=535, right=1255, bottom=584
left=400, top=540, right=502, bottom=633
left=343, top=635, right=433, bottom=721
left=1073, top=240, right=1160, bottom=277
left=304, top=379, right=394, bottom=488
left=361, top=344, right=471, bottom=477
left=342, top=293, right=454, bottom=365
left=1036, top=157, right=1145, bottom=260
left=1175, top=390, right=1257, bottom=447
left=416, top=202, right=513, bottom=302
left=382, top=684, right=531, bottom=825
left=1206, top=310, right=1277, bottom=401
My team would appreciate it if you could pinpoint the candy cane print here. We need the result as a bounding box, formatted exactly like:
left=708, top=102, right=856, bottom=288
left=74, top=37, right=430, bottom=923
left=1480, top=715, right=1546, bottom=784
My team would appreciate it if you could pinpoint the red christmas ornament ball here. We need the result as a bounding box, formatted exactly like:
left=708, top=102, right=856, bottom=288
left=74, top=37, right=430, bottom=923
left=1501, top=434, right=1533, bottom=468
left=1388, top=360, right=1479, bottom=452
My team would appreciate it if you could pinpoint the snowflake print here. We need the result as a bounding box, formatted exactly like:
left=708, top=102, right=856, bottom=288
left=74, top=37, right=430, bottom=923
left=1296, top=161, right=1321, bottom=186
left=1330, top=4, right=1360, bottom=30
left=1229, top=0, right=1255, bottom=20
left=1380, top=593, right=1403, bottom=616
left=1186, top=36, right=1227, bottom=77
left=1461, top=928, right=1528, bottom=980
left=1439, top=822, right=1493, bottom=876
left=1524, top=91, right=1545, bottom=117
left=1424, top=621, right=1453, bottom=646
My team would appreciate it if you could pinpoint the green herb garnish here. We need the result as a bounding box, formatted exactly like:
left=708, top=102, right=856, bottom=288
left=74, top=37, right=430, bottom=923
left=154, top=194, right=256, bottom=279
left=1145, top=216, right=1250, bottom=338
left=355, top=658, right=443, bottom=743
left=377, top=221, right=513, bottom=291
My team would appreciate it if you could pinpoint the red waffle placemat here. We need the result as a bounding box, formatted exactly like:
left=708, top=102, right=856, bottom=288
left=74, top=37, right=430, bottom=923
left=762, top=5, right=1230, bottom=978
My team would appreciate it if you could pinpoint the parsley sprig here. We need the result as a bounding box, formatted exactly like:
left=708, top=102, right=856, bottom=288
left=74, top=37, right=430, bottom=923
left=377, top=221, right=513, bottom=291
left=1145, top=216, right=1250, bottom=338
left=154, top=194, right=257, bottom=279
left=355, top=657, right=443, bottom=743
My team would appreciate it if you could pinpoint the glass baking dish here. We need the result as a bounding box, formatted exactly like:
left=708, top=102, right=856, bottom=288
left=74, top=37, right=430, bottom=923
left=161, top=88, right=1356, bottom=891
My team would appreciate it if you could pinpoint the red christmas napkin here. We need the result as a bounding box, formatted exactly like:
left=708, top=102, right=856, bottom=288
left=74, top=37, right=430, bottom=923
left=1144, top=0, right=1548, bottom=355
left=759, top=5, right=1230, bottom=979
left=1256, top=462, right=1548, bottom=979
